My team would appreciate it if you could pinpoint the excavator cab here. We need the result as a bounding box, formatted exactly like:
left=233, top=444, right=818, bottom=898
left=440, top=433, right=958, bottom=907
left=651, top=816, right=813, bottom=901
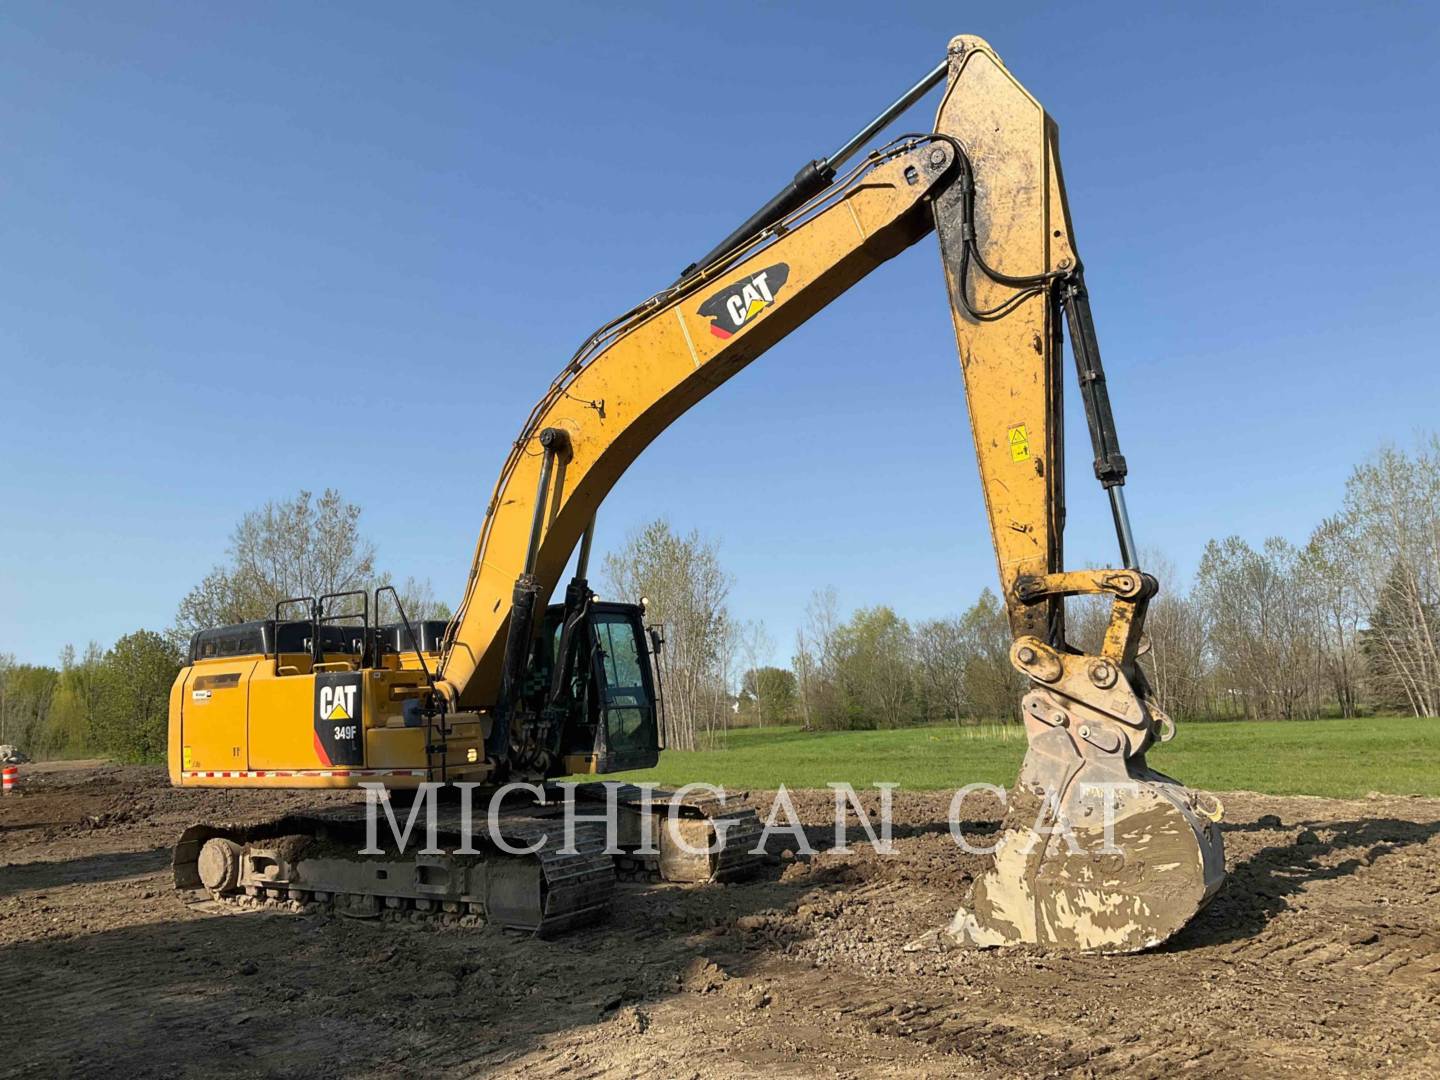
left=535, top=599, right=661, bottom=776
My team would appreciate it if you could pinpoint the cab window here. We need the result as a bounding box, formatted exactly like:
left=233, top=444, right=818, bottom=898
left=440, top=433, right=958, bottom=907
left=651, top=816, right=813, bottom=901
left=593, top=616, right=647, bottom=706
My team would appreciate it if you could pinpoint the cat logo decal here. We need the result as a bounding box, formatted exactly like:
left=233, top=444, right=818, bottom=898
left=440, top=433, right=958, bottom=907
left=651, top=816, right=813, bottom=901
left=698, top=263, right=790, bottom=339
left=313, top=672, right=364, bottom=766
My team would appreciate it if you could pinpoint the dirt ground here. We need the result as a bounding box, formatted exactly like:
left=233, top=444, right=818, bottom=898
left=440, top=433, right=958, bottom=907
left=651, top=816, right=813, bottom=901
left=1, top=764, right=1437, bottom=1079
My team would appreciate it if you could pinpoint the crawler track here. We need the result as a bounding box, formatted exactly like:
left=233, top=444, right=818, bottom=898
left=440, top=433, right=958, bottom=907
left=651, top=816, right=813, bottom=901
left=174, top=807, right=615, bottom=937
left=173, top=787, right=765, bottom=934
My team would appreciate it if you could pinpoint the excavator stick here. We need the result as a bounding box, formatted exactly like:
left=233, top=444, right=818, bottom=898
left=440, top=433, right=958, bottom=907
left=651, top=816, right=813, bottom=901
left=931, top=38, right=1226, bottom=951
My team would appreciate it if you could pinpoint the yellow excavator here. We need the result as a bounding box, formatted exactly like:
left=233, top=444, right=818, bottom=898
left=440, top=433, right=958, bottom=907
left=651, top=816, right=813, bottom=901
left=168, top=35, right=1225, bottom=951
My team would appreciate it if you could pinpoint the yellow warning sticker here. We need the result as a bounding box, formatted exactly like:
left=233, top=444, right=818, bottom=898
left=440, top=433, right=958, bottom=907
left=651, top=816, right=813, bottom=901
left=182, top=745, right=194, bottom=769
left=1008, top=424, right=1030, bottom=463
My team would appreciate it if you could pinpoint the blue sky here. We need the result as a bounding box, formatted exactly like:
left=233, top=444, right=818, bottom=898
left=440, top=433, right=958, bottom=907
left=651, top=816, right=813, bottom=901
left=2, top=2, right=1438, bottom=666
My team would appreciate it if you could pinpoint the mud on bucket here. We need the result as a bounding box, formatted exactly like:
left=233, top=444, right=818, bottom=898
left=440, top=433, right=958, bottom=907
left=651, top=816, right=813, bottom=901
left=946, top=728, right=1226, bottom=954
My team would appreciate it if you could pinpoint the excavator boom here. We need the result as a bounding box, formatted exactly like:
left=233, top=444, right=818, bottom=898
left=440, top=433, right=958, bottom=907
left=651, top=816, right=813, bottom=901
left=436, top=137, right=955, bottom=708
left=437, top=40, right=1136, bottom=709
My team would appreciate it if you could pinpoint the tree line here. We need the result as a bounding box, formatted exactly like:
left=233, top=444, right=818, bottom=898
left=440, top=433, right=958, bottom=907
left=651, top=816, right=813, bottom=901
left=6, top=433, right=1438, bottom=761
left=1148, top=434, right=1440, bottom=722
left=602, top=526, right=1034, bottom=739
left=0, top=633, right=177, bottom=762
left=627, top=434, right=1440, bottom=739
left=1, top=489, right=445, bottom=762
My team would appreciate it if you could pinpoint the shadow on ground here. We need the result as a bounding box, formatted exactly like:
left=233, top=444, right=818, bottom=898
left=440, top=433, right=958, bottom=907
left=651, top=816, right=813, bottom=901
left=1174, top=816, right=1440, bottom=949
left=0, top=847, right=172, bottom=898
left=0, top=862, right=822, bottom=1077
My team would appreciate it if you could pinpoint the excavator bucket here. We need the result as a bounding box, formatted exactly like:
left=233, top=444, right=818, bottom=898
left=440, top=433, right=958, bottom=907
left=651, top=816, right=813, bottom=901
left=949, top=735, right=1226, bottom=953
left=943, top=636, right=1226, bottom=953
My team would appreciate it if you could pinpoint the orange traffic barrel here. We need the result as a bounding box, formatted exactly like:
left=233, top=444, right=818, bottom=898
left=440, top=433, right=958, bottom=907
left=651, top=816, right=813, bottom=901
left=2, top=765, right=16, bottom=793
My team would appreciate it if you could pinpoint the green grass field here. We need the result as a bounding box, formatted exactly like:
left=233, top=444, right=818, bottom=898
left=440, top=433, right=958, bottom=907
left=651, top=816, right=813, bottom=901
left=586, top=716, right=1440, bottom=799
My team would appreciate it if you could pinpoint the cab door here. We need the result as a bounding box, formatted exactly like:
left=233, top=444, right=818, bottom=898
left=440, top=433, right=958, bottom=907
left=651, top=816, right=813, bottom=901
left=588, top=611, right=660, bottom=770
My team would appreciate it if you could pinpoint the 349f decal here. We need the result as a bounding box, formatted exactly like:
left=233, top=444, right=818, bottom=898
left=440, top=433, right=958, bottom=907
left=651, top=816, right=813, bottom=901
left=313, top=671, right=364, bottom=767
left=699, top=263, right=790, bottom=339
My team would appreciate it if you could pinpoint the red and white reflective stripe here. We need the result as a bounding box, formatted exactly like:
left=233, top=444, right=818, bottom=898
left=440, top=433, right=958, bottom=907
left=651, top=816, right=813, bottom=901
left=2, top=765, right=16, bottom=793
left=182, top=769, right=429, bottom=779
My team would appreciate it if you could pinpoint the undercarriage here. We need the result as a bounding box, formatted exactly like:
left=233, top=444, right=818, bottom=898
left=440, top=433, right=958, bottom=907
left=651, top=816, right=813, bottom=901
left=173, top=785, right=765, bottom=936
